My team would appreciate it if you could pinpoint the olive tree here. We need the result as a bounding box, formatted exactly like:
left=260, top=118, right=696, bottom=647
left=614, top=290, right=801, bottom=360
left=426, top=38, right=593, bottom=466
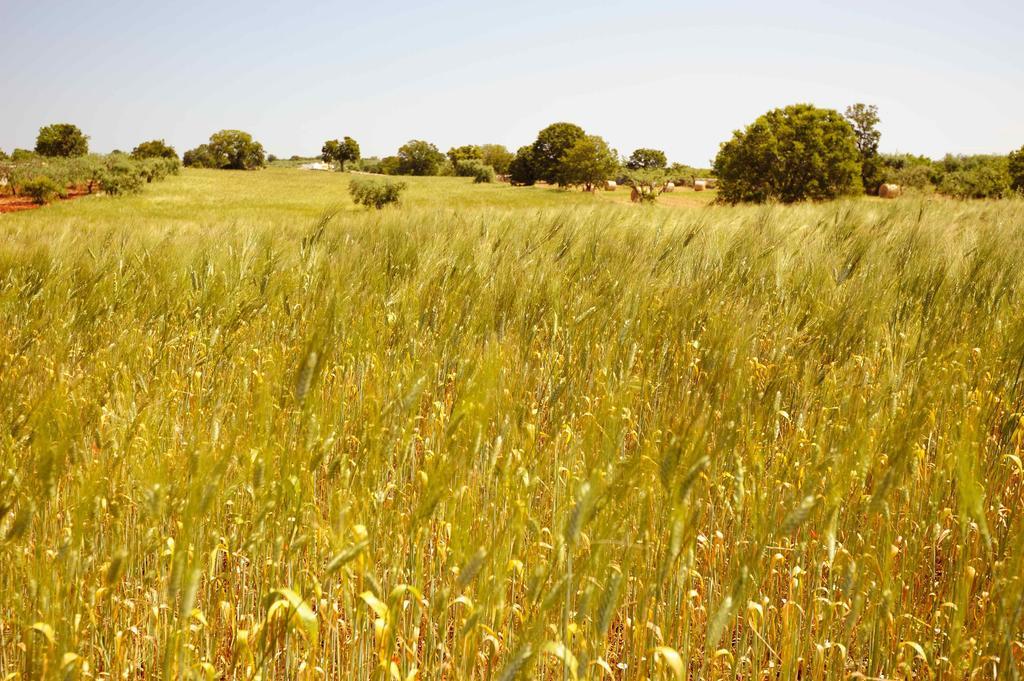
left=713, top=104, right=862, bottom=203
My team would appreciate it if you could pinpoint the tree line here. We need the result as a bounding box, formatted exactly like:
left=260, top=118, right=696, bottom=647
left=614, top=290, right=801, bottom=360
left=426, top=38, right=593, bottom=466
left=6, top=115, right=1023, bottom=204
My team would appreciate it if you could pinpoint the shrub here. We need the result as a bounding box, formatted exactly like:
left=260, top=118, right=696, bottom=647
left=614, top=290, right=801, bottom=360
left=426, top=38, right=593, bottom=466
left=35, top=123, right=89, bottom=157
left=348, top=177, right=406, bottom=208
left=99, top=158, right=145, bottom=196
left=131, top=139, right=178, bottom=160
left=379, top=156, right=401, bottom=175
left=714, top=103, right=862, bottom=203
left=21, top=176, right=66, bottom=204
left=472, top=164, right=496, bottom=183
left=454, top=160, right=483, bottom=177
left=937, top=158, right=1011, bottom=199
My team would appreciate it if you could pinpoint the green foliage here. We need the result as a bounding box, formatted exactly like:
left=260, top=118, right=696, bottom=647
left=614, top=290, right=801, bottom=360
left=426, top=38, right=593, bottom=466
left=530, top=122, right=586, bottom=184
left=35, top=123, right=89, bottom=157
left=11, top=149, right=37, bottom=162
left=184, top=130, right=266, bottom=170
left=623, top=168, right=667, bottom=203
left=267, top=154, right=279, bottom=163
left=1009, top=146, right=1024, bottom=193
left=471, top=164, right=496, bottom=183
left=321, top=137, right=361, bottom=168
left=626, top=148, right=667, bottom=171
left=131, top=139, right=178, bottom=160
left=396, top=140, right=445, bottom=176
left=379, top=156, right=401, bottom=175
left=936, top=155, right=1011, bottom=199
left=844, top=104, right=883, bottom=193
left=348, top=177, right=406, bottom=208
left=183, top=144, right=217, bottom=168
left=665, top=163, right=713, bottom=186
left=558, top=135, right=619, bottom=190
left=447, top=145, right=482, bottom=166
left=98, top=157, right=146, bottom=195
left=878, top=153, right=937, bottom=190
left=20, top=175, right=66, bottom=204
left=714, top=103, right=862, bottom=203
left=480, top=144, right=514, bottom=175
left=0, top=149, right=7, bottom=161
left=508, top=146, right=537, bottom=185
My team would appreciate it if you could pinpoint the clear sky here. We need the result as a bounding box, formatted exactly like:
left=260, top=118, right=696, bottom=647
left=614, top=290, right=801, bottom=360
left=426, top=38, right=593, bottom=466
left=2, top=0, right=1021, bottom=166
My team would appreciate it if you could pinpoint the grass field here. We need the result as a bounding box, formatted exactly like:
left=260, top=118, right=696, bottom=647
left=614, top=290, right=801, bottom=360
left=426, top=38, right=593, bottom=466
left=1, top=169, right=1022, bottom=679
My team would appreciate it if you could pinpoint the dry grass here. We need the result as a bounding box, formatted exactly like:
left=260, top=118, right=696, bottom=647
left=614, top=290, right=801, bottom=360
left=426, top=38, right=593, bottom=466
left=1, top=172, right=1023, bottom=679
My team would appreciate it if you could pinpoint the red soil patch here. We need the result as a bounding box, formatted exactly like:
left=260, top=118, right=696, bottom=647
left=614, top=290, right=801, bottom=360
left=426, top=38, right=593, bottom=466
left=0, top=186, right=93, bottom=214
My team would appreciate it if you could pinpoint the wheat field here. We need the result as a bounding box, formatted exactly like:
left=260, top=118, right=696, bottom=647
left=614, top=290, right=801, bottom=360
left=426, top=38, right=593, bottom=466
left=1, top=172, right=1022, bottom=679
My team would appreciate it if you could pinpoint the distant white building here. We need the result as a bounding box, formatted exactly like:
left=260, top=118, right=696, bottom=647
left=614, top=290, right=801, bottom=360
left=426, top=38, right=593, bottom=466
left=298, top=162, right=332, bottom=171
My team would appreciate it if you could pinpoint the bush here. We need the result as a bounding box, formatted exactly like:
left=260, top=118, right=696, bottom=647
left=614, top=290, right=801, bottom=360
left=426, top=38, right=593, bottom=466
left=21, top=176, right=66, bottom=204
left=99, top=158, right=145, bottom=196
left=713, top=104, right=862, bottom=203
left=131, top=139, right=177, bottom=160
left=937, top=159, right=1011, bottom=199
left=35, top=123, right=89, bottom=157
left=454, top=160, right=483, bottom=177
left=348, top=177, right=406, bottom=209
left=472, top=164, right=496, bottom=183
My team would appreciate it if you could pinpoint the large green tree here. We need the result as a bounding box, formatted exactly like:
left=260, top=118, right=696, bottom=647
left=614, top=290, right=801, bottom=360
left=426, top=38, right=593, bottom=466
left=396, top=140, right=446, bottom=176
left=531, top=122, right=586, bottom=184
left=626, top=148, right=667, bottom=171
left=844, top=103, right=882, bottom=193
left=322, top=136, right=360, bottom=168
left=35, top=123, right=89, bottom=157
left=713, top=104, right=862, bottom=203
left=559, top=135, right=619, bottom=191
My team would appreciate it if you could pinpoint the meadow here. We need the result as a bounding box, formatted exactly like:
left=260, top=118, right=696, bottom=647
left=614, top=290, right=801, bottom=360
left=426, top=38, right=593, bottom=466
left=1, top=169, right=1022, bottom=680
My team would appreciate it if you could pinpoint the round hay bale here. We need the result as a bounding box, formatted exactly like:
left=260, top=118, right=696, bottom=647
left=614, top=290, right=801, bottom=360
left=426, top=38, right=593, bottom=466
left=694, top=180, right=707, bottom=192
left=605, top=180, right=617, bottom=191
left=879, top=183, right=902, bottom=199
